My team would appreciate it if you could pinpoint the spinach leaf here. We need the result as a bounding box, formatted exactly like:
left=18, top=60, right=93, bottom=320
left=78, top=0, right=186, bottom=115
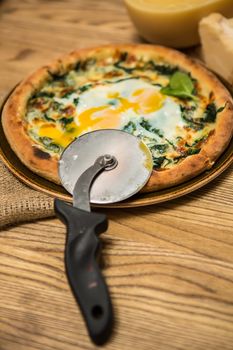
left=122, top=121, right=136, bottom=133
left=139, top=118, right=164, bottom=137
left=152, top=128, right=164, bottom=138
left=180, top=105, right=204, bottom=130
left=114, top=52, right=135, bottom=73
left=51, top=101, right=62, bottom=111
left=217, top=104, right=226, bottom=113
left=44, top=113, right=55, bottom=122
left=104, top=77, right=139, bottom=84
left=153, top=156, right=166, bottom=169
left=73, top=97, right=79, bottom=105
left=139, top=118, right=151, bottom=130
left=62, top=90, right=75, bottom=98
left=114, top=62, right=134, bottom=74
left=186, top=148, right=200, bottom=155
left=39, top=137, right=61, bottom=153
left=152, top=144, right=168, bottom=154
left=49, top=71, right=67, bottom=82
left=147, top=61, right=178, bottom=75
left=59, top=117, right=74, bottom=128
left=161, top=72, right=197, bottom=100
left=165, top=138, right=176, bottom=149
left=200, top=103, right=218, bottom=123
left=78, top=83, right=93, bottom=93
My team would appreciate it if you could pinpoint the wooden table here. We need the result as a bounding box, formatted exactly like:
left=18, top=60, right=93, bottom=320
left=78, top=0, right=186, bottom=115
left=0, top=1, right=233, bottom=349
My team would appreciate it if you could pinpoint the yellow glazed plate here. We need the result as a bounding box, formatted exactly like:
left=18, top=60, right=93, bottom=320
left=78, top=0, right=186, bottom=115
left=0, top=85, right=232, bottom=208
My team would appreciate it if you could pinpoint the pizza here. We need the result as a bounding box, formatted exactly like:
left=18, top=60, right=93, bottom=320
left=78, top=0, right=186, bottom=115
left=2, top=44, right=233, bottom=192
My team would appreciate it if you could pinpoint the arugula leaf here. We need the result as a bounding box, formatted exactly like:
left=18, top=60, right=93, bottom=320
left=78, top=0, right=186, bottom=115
left=161, top=72, right=197, bottom=100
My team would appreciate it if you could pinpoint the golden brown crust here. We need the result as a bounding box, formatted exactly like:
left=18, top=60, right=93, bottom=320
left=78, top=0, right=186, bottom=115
left=2, top=44, right=233, bottom=190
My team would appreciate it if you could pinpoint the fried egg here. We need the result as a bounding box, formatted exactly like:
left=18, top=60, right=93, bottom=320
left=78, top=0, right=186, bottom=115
left=74, top=79, right=183, bottom=138
left=38, top=79, right=184, bottom=149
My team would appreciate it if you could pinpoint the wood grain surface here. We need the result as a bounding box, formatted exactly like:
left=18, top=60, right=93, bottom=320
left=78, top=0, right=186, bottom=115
left=0, top=1, right=233, bottom=349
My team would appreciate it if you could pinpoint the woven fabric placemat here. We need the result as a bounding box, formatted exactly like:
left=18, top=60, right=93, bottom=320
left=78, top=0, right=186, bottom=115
left=0, top=160, right=55, bottom=229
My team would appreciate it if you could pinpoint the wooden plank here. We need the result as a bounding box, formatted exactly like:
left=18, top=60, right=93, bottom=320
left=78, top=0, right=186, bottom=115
left=0, top=1, right=232, bottom=349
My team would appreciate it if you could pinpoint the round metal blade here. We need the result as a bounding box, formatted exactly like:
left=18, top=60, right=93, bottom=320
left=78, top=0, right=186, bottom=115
left=59, top=129, right=153, bottom=204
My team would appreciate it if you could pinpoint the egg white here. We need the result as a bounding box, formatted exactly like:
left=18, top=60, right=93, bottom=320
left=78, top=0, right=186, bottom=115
left=73, top=78, right=184, bottom=141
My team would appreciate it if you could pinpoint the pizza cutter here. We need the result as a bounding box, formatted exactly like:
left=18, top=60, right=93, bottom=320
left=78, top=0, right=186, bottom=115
left=54, top=129, right=153, bottom=345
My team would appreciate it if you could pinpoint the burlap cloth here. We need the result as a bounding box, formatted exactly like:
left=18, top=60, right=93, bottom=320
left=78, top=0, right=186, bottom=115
left=0, top=160, right=55, bottom=229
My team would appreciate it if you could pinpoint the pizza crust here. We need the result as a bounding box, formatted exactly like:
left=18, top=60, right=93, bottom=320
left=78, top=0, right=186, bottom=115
left=2, top=44, right=233, bottom=191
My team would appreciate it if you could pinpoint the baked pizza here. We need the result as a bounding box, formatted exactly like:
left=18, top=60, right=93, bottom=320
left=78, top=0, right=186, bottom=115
left=2, top=44, right=233, bottom=191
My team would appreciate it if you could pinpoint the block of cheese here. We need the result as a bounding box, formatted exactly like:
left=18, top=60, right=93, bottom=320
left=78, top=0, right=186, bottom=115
left=199, top=13, right=233, bottom=84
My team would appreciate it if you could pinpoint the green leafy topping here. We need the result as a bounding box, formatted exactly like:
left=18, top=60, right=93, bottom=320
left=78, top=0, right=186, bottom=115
left=39, top=137, right=61, bottom=153
left=114, top=62, right=134, bottom=74
left=51, top=101, right=63, bottom=111
left=161, top=72, right=197, bottom=100
left=73, top=97, right=79, bottom=105
left=66, top=127, right=76, bottom=133
left=104, top=77, right=139, bottom=84
left=152, top=144, right=168, bottom=154
left=61, top=90, right=75, bottom=98
left=186, top=135, right=207, bottom=147
left=165, top=138, right=176, bottom=150
left=113, top=52, right=135, bottom=73
left=74, top=61, right=81, bottom=71
left=139, top=118, right=164, bottom=137
left=153, top=156, right=166, bottom=169
left=122, top=121, right=137, bottom=133
left=108, top=100, right=118, bottom=106
left=44, top=113, right=55, bottom=122
left=49, top=71, right=67, bottom=81
left=59, top=117, right=74, bottom=128
left=202, top=103, right=217, bottom=123
left=186, top=148, right=200, bottom=155
left=180, top=102, right=225, bottom=130
left=217, top=104, right=226, bottom=113
left=78, top=84, right=93, bottom=93
left=147, top=61, right=178, bottom=75
left=180, top=105, right=204, bottom=130
left=139, top=118, right=151, bottom=130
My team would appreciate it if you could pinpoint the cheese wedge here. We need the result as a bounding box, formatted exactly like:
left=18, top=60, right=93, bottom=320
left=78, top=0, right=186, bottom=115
left=199, top=13, right=233, bottom=84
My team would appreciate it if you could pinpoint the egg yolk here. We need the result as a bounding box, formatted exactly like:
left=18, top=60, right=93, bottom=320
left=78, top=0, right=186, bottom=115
left=38, top=87, right=165, bottom=148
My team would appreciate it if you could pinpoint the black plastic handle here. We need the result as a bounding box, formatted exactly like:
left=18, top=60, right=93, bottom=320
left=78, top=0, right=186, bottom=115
left=54, top=199, right=113, bottom=345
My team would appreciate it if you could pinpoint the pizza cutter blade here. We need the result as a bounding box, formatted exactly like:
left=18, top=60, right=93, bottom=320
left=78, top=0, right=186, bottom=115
left=54, top=129, right=153, bottom=345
